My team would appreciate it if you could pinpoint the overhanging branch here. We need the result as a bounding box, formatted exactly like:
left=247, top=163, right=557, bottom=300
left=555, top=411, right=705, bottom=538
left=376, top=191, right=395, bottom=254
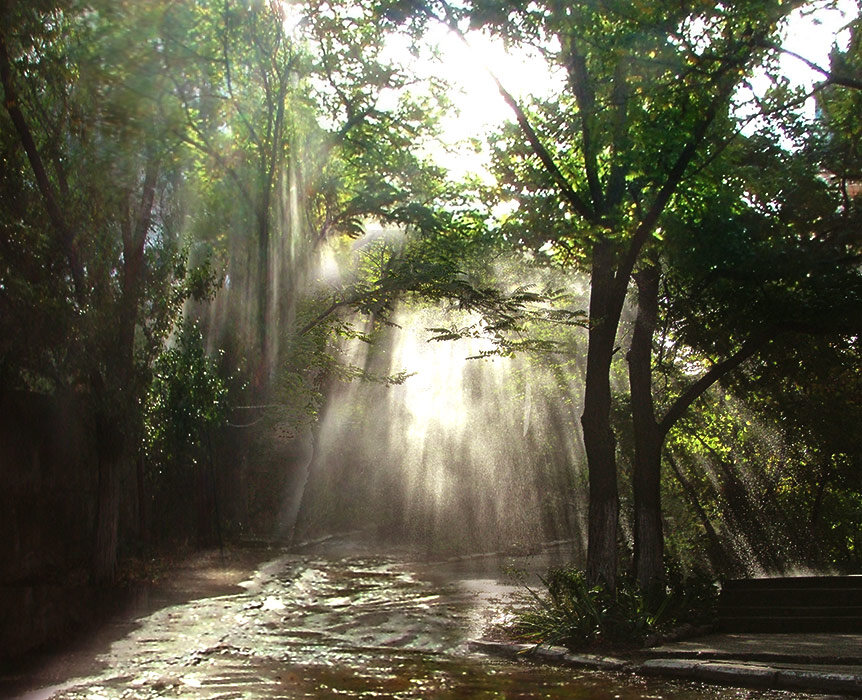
left=490, top=75, right=598, bottom=224
left=0, top=30, right=84, bottom=298
left=760, top=41, right=862, bottom=91
left=658, top=334, right=768, bottom=437
left=422, top=0, right=597, bottom=225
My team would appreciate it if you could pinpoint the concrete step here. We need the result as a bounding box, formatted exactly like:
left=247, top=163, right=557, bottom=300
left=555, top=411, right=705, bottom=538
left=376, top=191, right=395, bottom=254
left=719, top=617, right=862, bottom=633
left=720, top=588, right=862, bottom=606
left=722, top=575, right=862, bottom=590
left=718, top=576, right=862, bottom=633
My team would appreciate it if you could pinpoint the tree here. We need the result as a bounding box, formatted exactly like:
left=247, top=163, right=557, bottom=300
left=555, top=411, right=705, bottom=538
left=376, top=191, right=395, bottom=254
left=627, top=123, right=862, bottom=591
left=382, top=0, right=862, bottom=592
left=0, top=0, right=209, bottom=580
left=1, top=0, right=530, bottom=573
left=445, top=0, right=807, bottom=591
left=169, top=0, right=459, bottom=396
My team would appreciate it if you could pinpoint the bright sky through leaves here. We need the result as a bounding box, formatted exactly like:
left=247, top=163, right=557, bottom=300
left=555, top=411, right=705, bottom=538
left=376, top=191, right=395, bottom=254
left=426, top=0, right=857, bottom=179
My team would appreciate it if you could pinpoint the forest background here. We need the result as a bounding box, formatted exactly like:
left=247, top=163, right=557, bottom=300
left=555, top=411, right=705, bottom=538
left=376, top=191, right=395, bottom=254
left=1, top=0, right=860, bottom=654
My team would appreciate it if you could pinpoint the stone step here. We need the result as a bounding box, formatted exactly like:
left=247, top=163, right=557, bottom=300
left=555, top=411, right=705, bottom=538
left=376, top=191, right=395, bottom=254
left=722, top=575, right=862, bottom=589
left=720, top=588, right=862, bottom=606
left=718, top=576, right=862, bottom=633
left=718, top=616, right=862, bottom=633
left=719, top=605, right=862, bottom=617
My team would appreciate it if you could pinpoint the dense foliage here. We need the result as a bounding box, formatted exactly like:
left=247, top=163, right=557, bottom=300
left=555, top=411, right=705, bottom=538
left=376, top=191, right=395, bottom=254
left=0, top=0, right=859, bottom=606
left=513, top=567, right=718, bottom=650
left=144, top=321, right=228, bottom=542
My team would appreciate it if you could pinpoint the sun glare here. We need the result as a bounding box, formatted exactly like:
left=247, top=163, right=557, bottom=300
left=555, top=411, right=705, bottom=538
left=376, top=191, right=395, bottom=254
left=781, top=0, right=856, bottom=85
left=423, top=2, right=856, bottom=177
left=417, top=24, right=565, bottom=181
left=275, top=0, right=306, bottom=39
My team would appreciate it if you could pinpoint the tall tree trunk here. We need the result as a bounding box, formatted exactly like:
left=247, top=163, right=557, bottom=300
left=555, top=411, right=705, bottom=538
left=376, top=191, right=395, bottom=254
left=92, top=159, right=160, bottom=583
left=256, top=204, right=271, bottom=385
left=582, top=240, right=620, bottom=591
left=205, top=428, right=224, bottom=551
left=137, top=450, right=147, bottom=544
left=627, top=265, right=664, bottom=598
left=92, top=456, right=121, bottom=581
left=627, top=264, right=767, bottom=590
left=91, top=398, right=125, bottom=582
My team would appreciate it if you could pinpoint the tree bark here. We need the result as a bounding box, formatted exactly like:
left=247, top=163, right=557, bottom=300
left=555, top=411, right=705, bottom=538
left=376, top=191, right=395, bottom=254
left=627, top=260, right=769, bottom=590
left=257, top=202, right=271, bottom=378
left=582, top=240, right=620, bottom=591
left=92, top=452, right=121, bottom=582
left=627, top=265, right=664, bottom=598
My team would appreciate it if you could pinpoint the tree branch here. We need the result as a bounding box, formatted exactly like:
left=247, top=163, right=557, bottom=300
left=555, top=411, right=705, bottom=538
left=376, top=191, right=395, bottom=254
left=297, top=299, right=346, bottom=336
left=222, top=0, right=264, bottom=151
left=422, top=0, right=597, bottom=225
left=761, top=41, right=862, bottom=91
left=606, top=58, right=631, bottom=210
left=0, top=29, right=84, bottom=297
left=658, top=334, right=768, bottom=437
left=566, top=40, right=604, bottom=212
left=490, top=74, right=598, bottom=224
left=614, top=67, right=738, bottom=296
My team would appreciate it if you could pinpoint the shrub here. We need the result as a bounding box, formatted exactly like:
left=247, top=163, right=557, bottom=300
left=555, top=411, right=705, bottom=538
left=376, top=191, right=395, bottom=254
left=511, top=567, right=718, bottom=651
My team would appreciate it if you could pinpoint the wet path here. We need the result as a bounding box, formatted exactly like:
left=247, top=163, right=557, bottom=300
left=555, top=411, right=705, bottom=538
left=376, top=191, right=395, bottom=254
left=7, top=546, right=829, bottom=699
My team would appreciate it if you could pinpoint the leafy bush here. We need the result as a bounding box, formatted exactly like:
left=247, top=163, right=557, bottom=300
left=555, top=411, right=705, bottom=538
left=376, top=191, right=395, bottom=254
left=511, top=567, right=718, bottom=651
left=143, top=320, right=229, bottom=541
left=144, top=320, right=228, bottom=469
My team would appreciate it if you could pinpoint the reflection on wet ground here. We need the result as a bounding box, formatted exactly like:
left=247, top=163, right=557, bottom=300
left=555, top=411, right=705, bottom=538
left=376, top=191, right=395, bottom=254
left=6, top=543, right=828, bottom=699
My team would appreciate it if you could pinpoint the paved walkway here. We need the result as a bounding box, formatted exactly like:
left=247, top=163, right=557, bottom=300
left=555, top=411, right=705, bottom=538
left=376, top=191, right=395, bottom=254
left=646, top=632, right=862, bottom=664
left=472, top=633, right=862, bottom=696
left=639, top=633, right=862, bottom=695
